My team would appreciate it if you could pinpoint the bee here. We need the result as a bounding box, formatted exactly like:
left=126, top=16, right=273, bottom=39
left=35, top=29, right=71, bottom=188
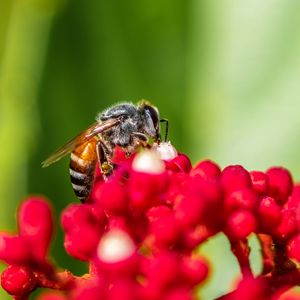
left=42, top=101, right=168, bottom=202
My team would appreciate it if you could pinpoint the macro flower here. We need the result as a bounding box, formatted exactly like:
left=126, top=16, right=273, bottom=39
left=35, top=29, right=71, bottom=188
left=1, top=142, right=300, bottom=299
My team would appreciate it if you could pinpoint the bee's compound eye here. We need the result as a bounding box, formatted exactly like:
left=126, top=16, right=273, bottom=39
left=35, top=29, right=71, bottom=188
left=144, top=105, right=160, bottom=131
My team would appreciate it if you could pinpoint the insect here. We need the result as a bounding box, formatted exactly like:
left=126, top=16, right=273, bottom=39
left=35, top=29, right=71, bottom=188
left=42, top=101, right=168, bottom=202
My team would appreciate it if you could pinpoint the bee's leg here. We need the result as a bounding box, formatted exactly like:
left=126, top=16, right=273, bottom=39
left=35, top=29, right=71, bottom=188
left=132, top=132, right=149, bottom=147
left=96, top=140, right=113, bottom=177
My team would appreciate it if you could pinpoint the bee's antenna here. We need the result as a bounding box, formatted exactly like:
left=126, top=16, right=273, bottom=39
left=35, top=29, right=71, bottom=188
left=160, top=118, right=169, bottom=142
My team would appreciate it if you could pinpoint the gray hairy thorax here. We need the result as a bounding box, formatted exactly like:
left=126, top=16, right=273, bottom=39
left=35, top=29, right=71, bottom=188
left=97, top=103, right=147, bottom=148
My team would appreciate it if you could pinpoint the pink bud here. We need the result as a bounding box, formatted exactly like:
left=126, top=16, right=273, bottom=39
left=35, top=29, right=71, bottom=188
left=1, top=265, right=37, bottom=295
left=18, top=197, right=53, bottom=259
left=266, top=167, right=293, bottom=205
left=225, top=210, right=257, bottom=240
left=221, top=165, right=252, bottom=194
left=250, top=171, right=269, bottom=195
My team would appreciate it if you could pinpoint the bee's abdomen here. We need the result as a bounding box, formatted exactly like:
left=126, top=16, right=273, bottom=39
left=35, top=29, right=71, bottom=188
left=69, top=139, right=98, bottom=202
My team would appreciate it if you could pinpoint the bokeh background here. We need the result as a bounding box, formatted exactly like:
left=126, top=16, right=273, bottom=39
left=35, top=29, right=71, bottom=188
left=1, top=0, right=300, bottom=299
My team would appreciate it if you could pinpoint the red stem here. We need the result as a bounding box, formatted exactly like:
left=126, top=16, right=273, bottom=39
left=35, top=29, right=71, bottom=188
left=230, top=239, right=253, bottom=278
left=257, top=233, right=275, bottom=275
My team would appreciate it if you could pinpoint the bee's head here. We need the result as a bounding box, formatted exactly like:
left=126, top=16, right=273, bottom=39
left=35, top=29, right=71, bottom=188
left=138, top=101, right=160, bottom=141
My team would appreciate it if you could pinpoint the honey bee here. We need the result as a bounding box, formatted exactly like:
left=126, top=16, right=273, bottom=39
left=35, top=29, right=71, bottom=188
left=42, top=101, right=167, bottom=202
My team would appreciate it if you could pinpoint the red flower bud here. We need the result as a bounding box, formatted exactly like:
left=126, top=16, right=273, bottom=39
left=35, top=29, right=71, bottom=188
left=64, top=224, right=101, bottom=261
left=0, top=234, right=32, bottom=265
left=61, top=204, right=106, bottom=234
left=225, top=210, right=257, bottom=240
left=180, top=256, right=208, bottom=286
left=183, top=225, right=216, bottom=250
left=18, top=197, right=53, bottom=259
left=1, top=265, right=37, bottom=295
left=94, top=180, right=129, bottom=214
left=190, top=159, right=221, bottom=179
left=174, top=195, right=206, bottom=229
left=257, top=196, right=281, bottom=230
left=266, top=167, right=293, bottom=205
left=221, top=165, right=252, bottom=194
left=224, top=189, right=258, bottom=213
left=142, top=252, right=179, bottom=289
left=165, top=153, right=192, bottom=173
left=147, top=206, right=180, bottom=248
left=272, top=209, right=297, bottom=241
left=250, top=171, right=269, bottom=195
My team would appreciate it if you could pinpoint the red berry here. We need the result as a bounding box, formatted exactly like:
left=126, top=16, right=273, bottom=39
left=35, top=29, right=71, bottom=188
left=266, top=167, right=293, bottom=205
left=1, top=265, right=36, bottom=295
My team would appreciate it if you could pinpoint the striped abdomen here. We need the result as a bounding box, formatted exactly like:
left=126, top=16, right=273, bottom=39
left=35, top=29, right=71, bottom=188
left=69, top=138, right=98, bottom=202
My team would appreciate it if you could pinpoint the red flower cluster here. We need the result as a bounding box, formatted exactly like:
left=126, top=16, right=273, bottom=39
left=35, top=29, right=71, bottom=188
left=1, top=143, right=300, bottom=299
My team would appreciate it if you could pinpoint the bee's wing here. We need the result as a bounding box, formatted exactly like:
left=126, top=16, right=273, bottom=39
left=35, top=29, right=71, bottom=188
left=41, top=118, right=120, bottom=168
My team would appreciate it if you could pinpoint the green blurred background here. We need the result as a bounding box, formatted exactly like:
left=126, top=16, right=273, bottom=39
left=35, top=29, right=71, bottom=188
left=1, top=0, right=300, bottom=299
